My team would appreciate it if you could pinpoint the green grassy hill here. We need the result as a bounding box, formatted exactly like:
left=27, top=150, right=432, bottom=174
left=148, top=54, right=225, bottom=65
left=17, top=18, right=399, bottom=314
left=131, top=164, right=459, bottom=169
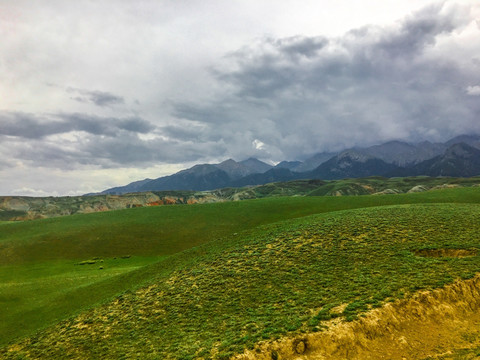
left=3, top=187, right=480, bottom=266
left=1, top=187, right=480, bottom=358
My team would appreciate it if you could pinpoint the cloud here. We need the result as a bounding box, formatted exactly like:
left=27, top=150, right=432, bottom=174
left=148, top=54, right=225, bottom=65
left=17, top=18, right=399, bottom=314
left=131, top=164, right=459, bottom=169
left=0, top=157, right=13, bottom=171
left=466, top=85, right=480, bottom=95
left=82, top=131, right=227, bottom=166
left=11, top=187, right=59, bottom=197
left=0, top=112, right=69, bottom=139
left=0, top=111, right=171, bottom=169
left=0, top=113, right=224, bottom=170
left=0, top=111, right=155, bottom=139
left=374, top=2, right=465, bottom=58
left=252, top=139, right=266, bottom=150
left=66, top=87, right=125, bottom=107
left=4, top=2, right=476, bottom=172
left=170, top=2, right=480, bottom=159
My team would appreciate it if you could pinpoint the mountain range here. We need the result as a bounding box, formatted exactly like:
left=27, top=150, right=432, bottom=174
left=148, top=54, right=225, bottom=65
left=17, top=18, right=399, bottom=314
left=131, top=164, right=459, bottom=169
left=99, top=135, right=480, bottom=195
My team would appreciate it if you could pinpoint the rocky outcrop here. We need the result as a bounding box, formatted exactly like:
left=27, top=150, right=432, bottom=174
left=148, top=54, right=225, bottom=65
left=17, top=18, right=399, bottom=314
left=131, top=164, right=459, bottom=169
left=0, top=192, right=223, bottom=221
left=407, top=185, right=428, bottom=193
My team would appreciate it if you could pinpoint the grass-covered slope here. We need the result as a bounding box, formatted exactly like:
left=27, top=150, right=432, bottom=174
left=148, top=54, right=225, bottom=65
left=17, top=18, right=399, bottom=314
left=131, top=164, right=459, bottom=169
left=0, top=255, right=167, bottom=348
left=2, top=191, right=432, bottom=346
left=3, top=187, right=480, bottom=266
left=2, top=191, right=480, bottom=359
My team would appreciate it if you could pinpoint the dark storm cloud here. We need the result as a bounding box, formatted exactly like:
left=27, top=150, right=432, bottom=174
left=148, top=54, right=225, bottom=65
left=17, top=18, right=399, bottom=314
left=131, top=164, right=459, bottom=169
left=0, top=111, right=155, bottom=139
left=375, top=3, right=462, bottom=57
left=11, top=140, right=90, bottom=170
left=3, top=132, right=225, bottom=169
left=219, top=3, right=465, bottom=98
left=0, top=110, right=223, bottom=168
left=275, top=36, right=328, bottom=59
left=172, top=3, right=480, bottom=160
left=83, top=133, right=227, bottom=166
left=3, top=2, right=478, bottom=176
left=0, top=112, right=73, bottom=138
left=117, top=117, right=156, bottom=133
left=161, top=123, right=210, bottom=141
left=58, top=113, right=156, bottom=136
left=66, top=87, right=125, bottom=107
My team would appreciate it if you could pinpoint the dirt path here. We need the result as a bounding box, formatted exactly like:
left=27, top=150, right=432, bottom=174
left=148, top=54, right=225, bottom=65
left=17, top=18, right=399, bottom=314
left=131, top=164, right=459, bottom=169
left=234, top=274, right=480, bottom=360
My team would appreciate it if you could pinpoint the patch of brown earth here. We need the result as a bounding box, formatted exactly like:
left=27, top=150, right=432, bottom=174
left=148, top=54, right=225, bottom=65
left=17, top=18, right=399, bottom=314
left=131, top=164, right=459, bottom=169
left=361, top=185, right=375, bottom=193
left=234, top=274, right=480, bottom=360
left=414, top=248, right=477, bottom=258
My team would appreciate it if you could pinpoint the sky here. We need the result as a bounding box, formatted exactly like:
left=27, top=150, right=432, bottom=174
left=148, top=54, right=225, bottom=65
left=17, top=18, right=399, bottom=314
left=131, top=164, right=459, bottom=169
left=1, top=0, right=479, bottom=196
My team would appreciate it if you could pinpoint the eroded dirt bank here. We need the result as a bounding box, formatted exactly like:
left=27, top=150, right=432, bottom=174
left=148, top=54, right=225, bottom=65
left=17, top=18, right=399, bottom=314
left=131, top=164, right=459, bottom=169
left=235, top=274, right=480, bottom=360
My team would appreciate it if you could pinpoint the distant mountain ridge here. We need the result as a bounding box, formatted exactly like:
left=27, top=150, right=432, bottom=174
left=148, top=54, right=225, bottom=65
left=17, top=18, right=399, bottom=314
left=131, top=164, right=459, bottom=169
left=358, top=140, right=447, bottom=166
left=307, top=150, right=400, bottom=180
left=392, top=143, right=480, bottom=178
left=102, top=158, right=274, bottom=194
left=99, top=135, right=480, bottom=194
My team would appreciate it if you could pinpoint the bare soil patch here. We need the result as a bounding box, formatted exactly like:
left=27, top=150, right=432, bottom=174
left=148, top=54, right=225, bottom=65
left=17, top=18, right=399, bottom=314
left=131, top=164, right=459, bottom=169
left=414, top=248, right=477, bottom=258
left=234, top=274, right=480, bottom=360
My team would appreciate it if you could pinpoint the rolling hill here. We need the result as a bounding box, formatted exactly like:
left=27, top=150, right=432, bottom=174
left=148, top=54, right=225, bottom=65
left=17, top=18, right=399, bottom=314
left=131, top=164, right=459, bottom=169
left=1, top=188, right=480, bottom=359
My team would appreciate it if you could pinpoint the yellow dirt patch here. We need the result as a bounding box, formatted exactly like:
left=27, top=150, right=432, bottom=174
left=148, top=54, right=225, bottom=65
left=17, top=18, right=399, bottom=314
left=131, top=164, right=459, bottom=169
left=7, top=344, right=23, bottom=353
left=234, top=274, right=480, bottom=360
left=414, top=248, right=477, bottom=258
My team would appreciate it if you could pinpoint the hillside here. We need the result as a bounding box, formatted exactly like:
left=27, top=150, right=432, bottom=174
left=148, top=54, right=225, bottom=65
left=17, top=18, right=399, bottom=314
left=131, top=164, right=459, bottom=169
left=0, top=190, right=206, bottom=221
left=12, top=190, right=480, bottom=348
left=2, top=176, right=480, bottom=221
left=2, top=195, right=480, bottom=359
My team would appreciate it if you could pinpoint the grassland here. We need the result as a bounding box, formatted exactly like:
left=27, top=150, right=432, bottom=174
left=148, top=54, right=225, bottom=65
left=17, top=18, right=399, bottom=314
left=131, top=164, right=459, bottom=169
left=1, top=187, right=480, bottom=359
left=3, top=187, right=480, bottom=266
left=0, top=255, right=166, bottom=345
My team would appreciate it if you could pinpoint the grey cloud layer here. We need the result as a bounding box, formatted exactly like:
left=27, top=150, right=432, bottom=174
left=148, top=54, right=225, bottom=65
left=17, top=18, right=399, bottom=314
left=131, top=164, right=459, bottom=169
left=0, top=112, right=154, bottom=139
left=0, top=111, right=223, bottom=168
left=172, top=3, right=480, bottom=159
left=2, top=2, right=479, bottom=174
left=66, top=88, right=125, bottom=107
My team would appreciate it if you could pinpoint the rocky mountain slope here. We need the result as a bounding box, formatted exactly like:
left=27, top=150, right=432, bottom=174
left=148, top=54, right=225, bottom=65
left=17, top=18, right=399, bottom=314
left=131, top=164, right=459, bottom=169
left=411, top=143, right=480, bottom=177
left=99, top=135, right=480, bottom=195
left=101, top=158, right=273, bottom=194
left=307, top=150, right=400, bottom=180
left=391, top=143, right=480, bottom=177
left=358, top=140, right=447, bottom=166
